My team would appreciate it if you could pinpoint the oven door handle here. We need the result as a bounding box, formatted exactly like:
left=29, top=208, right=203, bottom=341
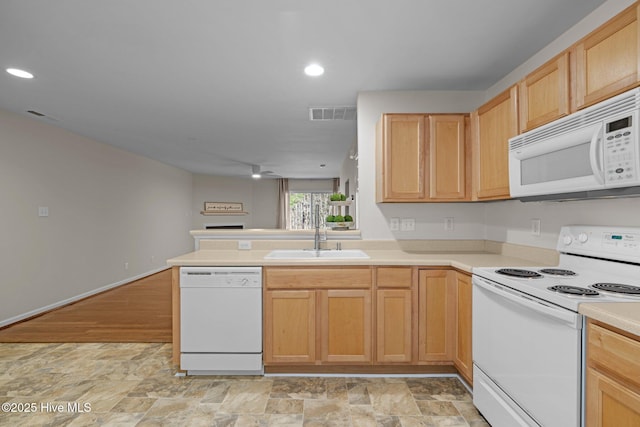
left=473, top=276, right=582, bottom=329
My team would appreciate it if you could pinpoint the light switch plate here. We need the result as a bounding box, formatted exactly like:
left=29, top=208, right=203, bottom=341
left=389, top=217, right=400, bottom=231
left=38, top=206, right=49, bottom=217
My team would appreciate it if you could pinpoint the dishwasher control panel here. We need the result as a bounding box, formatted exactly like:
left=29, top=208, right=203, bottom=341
left=180, top=266, right=262, bottom=287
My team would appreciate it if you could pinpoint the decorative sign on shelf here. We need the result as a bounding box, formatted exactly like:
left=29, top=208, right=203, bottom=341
left=201, top=202, right=247, bottom=215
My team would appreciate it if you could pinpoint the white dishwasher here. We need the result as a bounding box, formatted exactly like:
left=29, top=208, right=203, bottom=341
left=180, top=266, right=263, bottom=375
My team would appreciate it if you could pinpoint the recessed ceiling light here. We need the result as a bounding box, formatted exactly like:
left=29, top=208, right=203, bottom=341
left=304, top=64, right=324, bottom=77
left=6, top=68, right=34, bottom=79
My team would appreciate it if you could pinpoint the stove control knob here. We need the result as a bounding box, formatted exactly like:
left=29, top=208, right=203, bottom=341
left=563, top=235, right=573, bottom=246
left=578, top=233, right=589, bottom=243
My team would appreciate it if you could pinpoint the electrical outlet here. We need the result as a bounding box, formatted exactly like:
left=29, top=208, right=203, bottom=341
left=238, top=240, right=252, bottom=250
left=444, top=217, right=454, bottom=231
left=389, top=217, right=400, bottom=231
left=151, top=255, right=155, bottom=263
left=400, top=218, right=415, bottom=231
left=38, top=206, right=49, bottom=217
left=531, top=219, right=541, bottom=236
left=124, top=262, right=129, bottom=270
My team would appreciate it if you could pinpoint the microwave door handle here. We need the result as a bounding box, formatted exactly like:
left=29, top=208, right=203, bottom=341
left=589, top=123, right=604, bottom=184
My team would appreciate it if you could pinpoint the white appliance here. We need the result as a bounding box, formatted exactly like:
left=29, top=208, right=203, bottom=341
left=509, top=87, right=640, bottom=200
left=180, top=266, right=263, bottom=375
left=473, top=225, right=640, bottom=427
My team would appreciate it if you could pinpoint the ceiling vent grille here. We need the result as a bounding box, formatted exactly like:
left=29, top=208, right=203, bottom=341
left=309, top=106, right=357, bottom=121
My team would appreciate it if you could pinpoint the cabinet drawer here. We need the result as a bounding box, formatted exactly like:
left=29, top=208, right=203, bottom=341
left=264, top=267, right=372, bottom=289
left=588, top=322, right=640, bottom=390
left=376, top=267, right=413, bottom=288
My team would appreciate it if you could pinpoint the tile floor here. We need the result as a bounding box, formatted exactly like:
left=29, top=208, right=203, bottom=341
left=0, top=343, right=489, bottom=426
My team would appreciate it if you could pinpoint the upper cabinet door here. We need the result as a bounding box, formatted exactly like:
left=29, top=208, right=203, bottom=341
left=471, top=86, right=518, bottom=201
left=428, top=115, right=468, bottom=200
left=574, top=3, right=640, bottom=110
left=518, top=52, right=570, bottom=132
left=376, top=114, right=427, bottom=202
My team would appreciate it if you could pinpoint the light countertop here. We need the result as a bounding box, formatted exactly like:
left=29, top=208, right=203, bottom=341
left=579, top=303, right=640, bottom=337
left=168, top=246, right=640, bottom=337
left=166, top=248, right=546, bottom=274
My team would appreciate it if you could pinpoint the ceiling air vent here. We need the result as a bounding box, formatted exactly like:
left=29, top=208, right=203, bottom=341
left=309, top=106, right=357, bottom=121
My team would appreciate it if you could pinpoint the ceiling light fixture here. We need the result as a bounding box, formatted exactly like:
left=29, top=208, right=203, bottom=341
left=6, top=68, right=34, bottom=79
left=251, top=165, right=262, bottom=179
left=304, top=63, right=324, bottom=77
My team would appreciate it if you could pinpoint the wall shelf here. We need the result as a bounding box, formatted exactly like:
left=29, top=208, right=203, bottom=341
left=200, top=211, right=249, bottom=216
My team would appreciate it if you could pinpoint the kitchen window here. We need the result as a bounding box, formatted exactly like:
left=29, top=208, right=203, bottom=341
left=288, top=192, right=331, bottom=230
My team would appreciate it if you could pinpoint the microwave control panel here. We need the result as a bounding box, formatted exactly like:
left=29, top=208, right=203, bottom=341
left=603, top=115, right=638, bottom=185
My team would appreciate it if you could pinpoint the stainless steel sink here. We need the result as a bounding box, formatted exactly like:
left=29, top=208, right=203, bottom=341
left=264, top=249, right=369, bottom=259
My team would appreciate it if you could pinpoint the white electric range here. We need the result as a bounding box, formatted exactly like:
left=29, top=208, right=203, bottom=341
left=472, top=225, right=640, bottom=427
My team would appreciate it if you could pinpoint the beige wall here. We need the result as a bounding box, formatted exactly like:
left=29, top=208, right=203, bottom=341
left=356, top=91, right=487, bottom=240
left=192, top=174, right=279, bottom=229
left=483, top=0, right=640, bottom=249
left=356, top=0, right=640, bottom=247
left=0, top=109, right=194, bottom=326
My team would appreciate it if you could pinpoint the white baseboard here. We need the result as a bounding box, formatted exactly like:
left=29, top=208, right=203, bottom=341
left=0, top=266, right=170, bottom=328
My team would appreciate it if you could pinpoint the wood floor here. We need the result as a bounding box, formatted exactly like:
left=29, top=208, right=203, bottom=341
left=0, top=269, right=172, bottom=343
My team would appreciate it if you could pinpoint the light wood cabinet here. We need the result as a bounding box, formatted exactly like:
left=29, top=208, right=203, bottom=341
left=428, top=115, right=469, bottom=200
left=586, top=319, right=640, bottom=427
left=471, top=85, right=518, bottom=200
left=376, top=114, right=426, bottom=201
left=263, top=265, right=473, bottom=377
left=376, top=113, right=469, bottom=202
left=375, top=267, right=414, bottom=363
left=453, top=272, right=472, bottom=385
left=263, top=266, right=373, bottom=366
left=418, top=269, right=455, bottom=362
left=518, top=52, right=570, bottom=132
left=263, top=267, right=372, bottom=289
left=574, top=3, right=640, bottom=110
left=264, top=290, right=316, bottom=364
left=320, top=289, right=372, bottom=363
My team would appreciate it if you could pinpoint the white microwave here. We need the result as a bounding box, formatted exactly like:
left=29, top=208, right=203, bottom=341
left=509, top=87, right=640, bottom=200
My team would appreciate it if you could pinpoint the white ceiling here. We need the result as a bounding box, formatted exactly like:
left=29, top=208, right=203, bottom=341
left=0, top=0, right=607, bottom=179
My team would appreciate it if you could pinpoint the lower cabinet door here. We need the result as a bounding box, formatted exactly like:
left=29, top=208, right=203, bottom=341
left=320, top=289, right=372, bottom=363
left=454, top=272, right=473, bottom=384
left=418, top=270, right=455, bottom=361
left=264, top=290, right=316, bottom=364
left=376, top=289, right=412, bottom=363
left=587, top=367, right=640, bottom=427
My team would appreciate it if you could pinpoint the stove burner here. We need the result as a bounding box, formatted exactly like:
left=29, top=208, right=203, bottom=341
left=539, top=268, right=577, bottom=276
left=591, top=283, right=640, bottom=295
left=496, top=268, right=542, bottom=278
left=548, top=285, right=600, bottom=296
